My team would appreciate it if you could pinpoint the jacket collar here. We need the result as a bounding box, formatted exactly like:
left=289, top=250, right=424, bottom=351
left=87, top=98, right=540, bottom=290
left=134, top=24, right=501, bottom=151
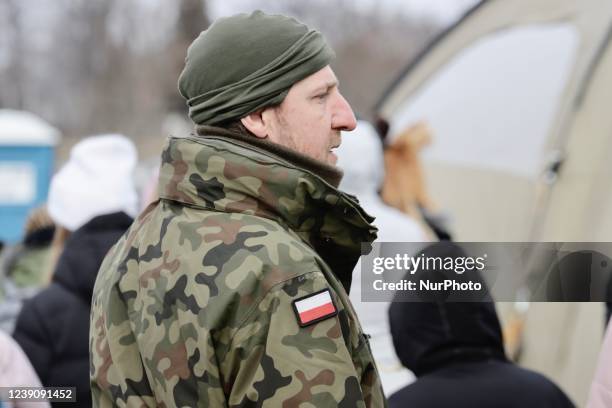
left=196, top=125, right=344, bottom=187
left=157, top=127, right=378, bottom=291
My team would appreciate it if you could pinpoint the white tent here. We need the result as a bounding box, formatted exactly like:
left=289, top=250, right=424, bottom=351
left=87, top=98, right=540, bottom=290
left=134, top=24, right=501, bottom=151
left=376, top=0, right=612, bottom=404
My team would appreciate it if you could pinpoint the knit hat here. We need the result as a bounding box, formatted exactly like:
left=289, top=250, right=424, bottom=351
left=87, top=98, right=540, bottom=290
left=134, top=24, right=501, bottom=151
left=48, top=134, right=138, bottom=231
left=178, top=10, right=335, bottom=125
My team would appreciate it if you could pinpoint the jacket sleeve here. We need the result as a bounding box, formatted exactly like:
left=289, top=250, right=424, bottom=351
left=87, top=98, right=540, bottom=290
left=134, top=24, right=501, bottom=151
left=12, top=299, right=52, bottom=384
left=224, top=271, right=368, bottom=408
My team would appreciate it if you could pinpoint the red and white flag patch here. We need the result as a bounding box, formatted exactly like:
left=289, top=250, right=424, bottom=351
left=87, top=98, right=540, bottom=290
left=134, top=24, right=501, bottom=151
left=292, top=289, right=338, bottom=327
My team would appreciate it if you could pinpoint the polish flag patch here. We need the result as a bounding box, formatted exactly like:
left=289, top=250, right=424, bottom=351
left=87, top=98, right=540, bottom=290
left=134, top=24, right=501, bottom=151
left=292, top=289, right=338, bottom=327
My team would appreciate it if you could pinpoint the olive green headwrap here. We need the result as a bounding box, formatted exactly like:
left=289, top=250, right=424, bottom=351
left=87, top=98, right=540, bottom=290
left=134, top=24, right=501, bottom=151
left=178, top=10, right=335, bottom=125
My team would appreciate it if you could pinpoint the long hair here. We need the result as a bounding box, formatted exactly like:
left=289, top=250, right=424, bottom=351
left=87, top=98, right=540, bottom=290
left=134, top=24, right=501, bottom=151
left=381, top=121, right=437, bottom=219
left=44, top=226, right=71, bottom=283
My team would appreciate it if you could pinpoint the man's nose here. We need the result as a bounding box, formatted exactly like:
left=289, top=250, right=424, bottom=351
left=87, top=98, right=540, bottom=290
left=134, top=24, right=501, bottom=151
left=332, top=92, right=357, bottom=132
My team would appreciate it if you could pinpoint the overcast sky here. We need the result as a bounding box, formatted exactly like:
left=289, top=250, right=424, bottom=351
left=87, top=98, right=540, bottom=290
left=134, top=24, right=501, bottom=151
left=208, top=0, right=480, bottom=24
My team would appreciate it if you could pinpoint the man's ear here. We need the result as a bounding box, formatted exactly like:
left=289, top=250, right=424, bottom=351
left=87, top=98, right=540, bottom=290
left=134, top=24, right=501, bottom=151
left=240, top=110, right=268, bottom=139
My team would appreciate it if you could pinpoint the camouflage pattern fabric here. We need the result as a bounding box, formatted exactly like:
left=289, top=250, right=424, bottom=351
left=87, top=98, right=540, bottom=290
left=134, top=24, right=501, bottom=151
left=90, top=130, right=386, bottom=407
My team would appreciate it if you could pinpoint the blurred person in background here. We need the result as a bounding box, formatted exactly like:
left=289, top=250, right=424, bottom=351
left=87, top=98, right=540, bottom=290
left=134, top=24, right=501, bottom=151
left=12, top=134, right=138, bottom=408
left=336, top=119, right=429, bottom=394
left=0, top=330, right=50, bottom=408
left=379, top=120, right=452, bottom=241
left=0, top=207, right=55, bottom=333
left=388, top=242, right=575, bottom=408
left=588, top=316, right=612, bottom=408
left=3, top=206, right=55, bottom=289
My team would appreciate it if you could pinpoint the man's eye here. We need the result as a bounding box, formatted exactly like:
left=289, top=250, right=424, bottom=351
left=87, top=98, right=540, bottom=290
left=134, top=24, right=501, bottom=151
left=315, top=93, right=328, bottom=100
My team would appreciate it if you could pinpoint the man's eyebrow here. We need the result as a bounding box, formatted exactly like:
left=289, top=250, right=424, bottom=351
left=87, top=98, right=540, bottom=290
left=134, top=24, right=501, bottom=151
left=311, top=80, right=338, bottom=94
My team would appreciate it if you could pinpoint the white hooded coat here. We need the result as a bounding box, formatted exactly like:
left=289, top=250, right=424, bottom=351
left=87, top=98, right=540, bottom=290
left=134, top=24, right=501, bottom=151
left=587, top=321, right=612, bottom=408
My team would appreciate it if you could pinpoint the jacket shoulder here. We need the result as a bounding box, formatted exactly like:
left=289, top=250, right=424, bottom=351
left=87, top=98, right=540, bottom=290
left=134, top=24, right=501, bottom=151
left=163, top=203, right=321, bottom=280
left=170, top=206, right=323, bottom=314
left=95, top=201, right=322, bottom=328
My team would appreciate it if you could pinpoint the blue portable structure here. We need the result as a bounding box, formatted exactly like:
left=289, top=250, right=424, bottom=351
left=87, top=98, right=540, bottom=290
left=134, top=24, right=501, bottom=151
left=0, top=110, right=60, bottom=244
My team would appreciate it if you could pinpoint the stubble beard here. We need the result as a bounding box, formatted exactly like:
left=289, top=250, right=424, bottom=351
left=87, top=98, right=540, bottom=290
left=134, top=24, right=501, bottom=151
left=274, top=107, right=335, bottom=165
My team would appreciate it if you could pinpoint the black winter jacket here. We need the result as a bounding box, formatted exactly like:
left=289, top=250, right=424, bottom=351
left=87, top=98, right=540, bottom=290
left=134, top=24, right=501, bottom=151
left=13, top=212, right=132, bottom=407
left=388, top=242, right=576, bottom=408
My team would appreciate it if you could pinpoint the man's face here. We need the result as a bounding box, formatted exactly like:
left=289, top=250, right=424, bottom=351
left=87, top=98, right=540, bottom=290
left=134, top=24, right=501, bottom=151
left=263, top=66, right=357, bottom=165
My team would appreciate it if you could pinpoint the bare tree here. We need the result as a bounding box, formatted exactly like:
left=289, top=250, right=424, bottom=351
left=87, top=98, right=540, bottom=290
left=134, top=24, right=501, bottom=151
left=1, top=0, right=25, bottom=109
left=165, top=0, right=211, bottom=113
left=0, top=0, right=440, bottom=157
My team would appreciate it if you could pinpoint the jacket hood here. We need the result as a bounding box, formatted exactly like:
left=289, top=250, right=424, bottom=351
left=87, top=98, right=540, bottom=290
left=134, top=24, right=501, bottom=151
left=157, top=128, right=378, bottom=291
left=52, top=212, right=133, bottom=303
left=337, top=120, right=385, bottom=198
left=389, top=242, right=506, bottom=376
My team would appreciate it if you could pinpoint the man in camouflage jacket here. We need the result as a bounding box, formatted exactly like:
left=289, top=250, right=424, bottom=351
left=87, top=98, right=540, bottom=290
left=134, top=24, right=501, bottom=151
left=90, top=11, right=387, bottom=408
